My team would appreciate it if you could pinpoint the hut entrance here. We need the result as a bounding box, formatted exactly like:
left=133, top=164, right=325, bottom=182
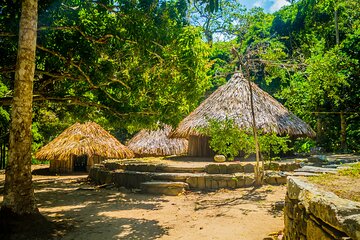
left=73, top=155, right=87, bottom=172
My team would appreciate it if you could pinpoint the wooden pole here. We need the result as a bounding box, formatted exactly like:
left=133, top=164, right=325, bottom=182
left=244, top=70, right=263, bottom=186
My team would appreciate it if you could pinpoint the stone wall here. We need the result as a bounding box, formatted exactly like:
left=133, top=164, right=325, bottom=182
left=284, top=177, right=360, bottom=240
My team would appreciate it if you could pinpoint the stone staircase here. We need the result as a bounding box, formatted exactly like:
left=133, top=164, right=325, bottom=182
left=89, top=160, right=302, bottom=195
left=88, top=154, right=360, bottom=195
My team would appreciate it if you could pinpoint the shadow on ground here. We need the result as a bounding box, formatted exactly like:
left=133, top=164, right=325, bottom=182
left=0, top=178, right=169, bottom=240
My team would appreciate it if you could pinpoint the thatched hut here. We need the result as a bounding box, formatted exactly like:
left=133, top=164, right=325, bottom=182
left=36, top=122, right=134, bottom=173
left=127, top=124, right=188, bottom=157
left=171, top=73, right=315, bottom=156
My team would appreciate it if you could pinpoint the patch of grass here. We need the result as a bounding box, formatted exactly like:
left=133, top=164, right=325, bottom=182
left=308, top=173, right=337, bottom=184
left=308, top=163, right=360, bottom=202
left=338, top=162, right=360, bottom=177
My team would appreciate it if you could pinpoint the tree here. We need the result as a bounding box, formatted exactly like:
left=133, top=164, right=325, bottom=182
left=271, top=0, right=360, bottom=152
left=0, top=1, right=211, bottom=136
left=1, top=0, right=38, bottom=215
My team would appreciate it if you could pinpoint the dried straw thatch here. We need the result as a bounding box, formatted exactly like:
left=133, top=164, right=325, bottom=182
left=172, top=73, right=315, bottom=138
left=127, top=124, right=188, bottom=157
left=36, top=122, right=134, bottom=161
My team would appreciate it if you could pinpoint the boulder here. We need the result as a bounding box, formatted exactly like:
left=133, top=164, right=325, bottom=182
left=214, top=154, right=226, bottom=162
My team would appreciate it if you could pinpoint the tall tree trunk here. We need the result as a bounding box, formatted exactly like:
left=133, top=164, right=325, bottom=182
left=1, top=0, right=38, bottom=215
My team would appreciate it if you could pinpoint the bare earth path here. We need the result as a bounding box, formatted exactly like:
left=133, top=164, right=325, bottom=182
left=0, top=166, right=285, bottom=240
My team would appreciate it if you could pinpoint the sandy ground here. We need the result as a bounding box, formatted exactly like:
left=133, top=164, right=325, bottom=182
left=0, top=166, right=286, bottom=240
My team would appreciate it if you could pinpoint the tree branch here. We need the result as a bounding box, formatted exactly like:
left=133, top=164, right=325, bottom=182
left=0, top=95, right=156, bottom=118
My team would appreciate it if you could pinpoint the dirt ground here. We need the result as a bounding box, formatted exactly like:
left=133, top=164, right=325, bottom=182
left=0, top=165, right=286, bottom=240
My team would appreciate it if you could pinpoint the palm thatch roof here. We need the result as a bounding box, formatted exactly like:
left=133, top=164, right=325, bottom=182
left=127, top=124, right=188, bottom=157
left=36, top=122, right=134, bottom=161
left=171, top=73, right=315, bottom=138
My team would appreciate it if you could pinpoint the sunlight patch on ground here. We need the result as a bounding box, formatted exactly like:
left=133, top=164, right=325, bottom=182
left=98, top=209, right=157, bottom=220
left=39, top=204, right=87, bottom=213
left=114, top=224, right=134, bottom=238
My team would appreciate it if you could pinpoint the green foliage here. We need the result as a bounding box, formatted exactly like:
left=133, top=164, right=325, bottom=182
left=293, top=138, right=317, bottom=154
left=198, top=118, right=252, bottom=160
left=258, top=132, right=291, bottom=161
left=31, top=122, right=44, bottom=152
left=199, top=118, right=291, bottom=161
left=1, top=0, right=212, bottom=149
left=31, top=158, right=49, bottom=165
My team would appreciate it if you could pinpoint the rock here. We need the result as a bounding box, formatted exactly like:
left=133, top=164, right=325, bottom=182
left=205, top=177, right=212, bottom=189
left=244, top=175, right=255, bottom=187
left=197, top=176, right=206, bottom=190
left=285, top=177, right=360, bottom=240
left=265, top=172, right=288, bottom=185
left=280, top=163, right=301, bottom=171
left=243, top=163, right=254, bottom=173
left=103, top=162, right=123, bottom=170
left=205, top=164, right=220, bottom=174
left=294, top=166, right=337, bottom=174
left=227, top=164, right=243, bottom=173
left=218, top=180, right=227, bottom=188
left=186, top=177, right=198, bottom=189
left=227, top=179, right=237, bottom=188
left=140, top=181, right=189, bottom=196
left=308, top=155, right=328, bottom=165
left=218, top=164, right=227, bottom=174
left=265, top=162, right=280, bottom=171
left=273, top=201, right=285, bottom=211
left=211, top=180, right=219, bottom=189
left=307, top=219, right=333, bottom=240
left=214, top=154, right=226, bottom=162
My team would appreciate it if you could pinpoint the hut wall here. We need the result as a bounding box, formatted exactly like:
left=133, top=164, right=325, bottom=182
left=49, top=158, right=73, bottom=173
left=87, top=155, right=105, bottom=171
left=188, top=135, right=215, bottom=157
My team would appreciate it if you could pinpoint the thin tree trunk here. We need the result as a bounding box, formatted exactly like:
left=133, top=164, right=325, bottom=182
left=340, top=112, right=347, bottom=152
left=1, top=0, right=38, bottom=215
left=316, top=112, right=323, bottom=145
left=244, top=70, right=262, bottom=186
left=334, top=9, right=347, bottom=152
left=334, top=9, right=339, bottom=45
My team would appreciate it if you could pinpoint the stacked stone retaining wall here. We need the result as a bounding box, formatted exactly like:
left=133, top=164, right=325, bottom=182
left=284, top=177, right=360, bottom=240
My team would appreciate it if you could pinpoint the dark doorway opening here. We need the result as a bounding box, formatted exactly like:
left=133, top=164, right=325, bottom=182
left=73, top=155, right=87, bottom=172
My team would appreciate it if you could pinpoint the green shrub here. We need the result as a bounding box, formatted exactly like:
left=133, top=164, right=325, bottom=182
left=199, top=118, right=292, bottom=161
left=293, top=138, right=316, bottom=154
left=31, top=158, right=49, bottom=165
left=199, top=118, right=253, bottom=160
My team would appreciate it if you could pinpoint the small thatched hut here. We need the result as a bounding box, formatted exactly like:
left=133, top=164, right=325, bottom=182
left=36, top=122, right=134, bottom=173
left=127, top=124, right=188, bottom=157
left=171, top=73, right=315, bottom=156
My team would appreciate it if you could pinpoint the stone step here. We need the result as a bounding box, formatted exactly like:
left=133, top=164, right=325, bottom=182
left=140, top=181, right=189, bottom=196
left=103, top=162, right=205, bottom=173
left=102, top=161, right=302, bottom=175
left=90, top=167, right=274, bottom=190
left=89, top=167, right=290, bottom=191
left=294, top=166, right=338, bottom=174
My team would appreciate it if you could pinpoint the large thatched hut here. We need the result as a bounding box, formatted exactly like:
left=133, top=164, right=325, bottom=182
left=127, top=124, right=188, bottom=157
left=36, top=122, right=134, bottom=173
left=171, top=73, right=315, bottom=156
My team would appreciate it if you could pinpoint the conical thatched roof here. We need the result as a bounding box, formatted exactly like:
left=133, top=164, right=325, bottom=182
left=171, top=73, right=315, bottom=138
left=36, top=122, right=134, bottom=161
left=127, top=124, right=188, bottom=157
